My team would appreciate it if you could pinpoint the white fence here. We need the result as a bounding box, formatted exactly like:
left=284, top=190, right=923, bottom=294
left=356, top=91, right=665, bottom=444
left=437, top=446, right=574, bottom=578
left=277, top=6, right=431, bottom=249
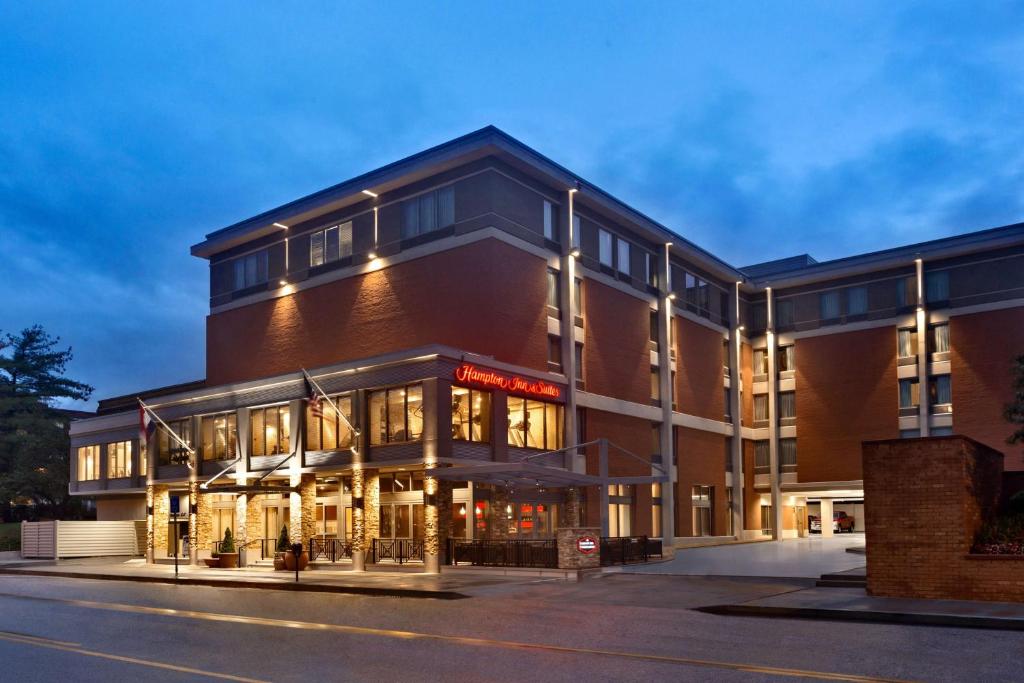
left=21, top=520, right=143, bottom=559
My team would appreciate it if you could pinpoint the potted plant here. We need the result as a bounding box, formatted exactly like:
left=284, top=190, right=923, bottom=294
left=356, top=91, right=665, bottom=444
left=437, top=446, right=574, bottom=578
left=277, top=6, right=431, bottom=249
left=274, top=525, right=289, bottom=570
left=217, top=528, right=239, bottom=568
left=283, top=532, right=310, bottom=572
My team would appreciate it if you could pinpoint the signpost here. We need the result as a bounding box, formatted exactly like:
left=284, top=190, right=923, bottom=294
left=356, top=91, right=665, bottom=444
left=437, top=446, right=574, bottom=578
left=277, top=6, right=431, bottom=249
left=291, top=543, right=303, bottom=583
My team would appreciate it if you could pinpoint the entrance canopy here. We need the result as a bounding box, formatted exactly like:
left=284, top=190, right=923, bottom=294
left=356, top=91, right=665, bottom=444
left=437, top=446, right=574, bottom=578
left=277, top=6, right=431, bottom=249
left=426, top=462, right=666, bottom=489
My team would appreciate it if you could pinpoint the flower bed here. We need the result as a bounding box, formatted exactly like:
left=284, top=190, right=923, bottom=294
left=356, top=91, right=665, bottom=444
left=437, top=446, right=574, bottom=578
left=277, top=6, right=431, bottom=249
left=972, top=509, right=1024, bottom=555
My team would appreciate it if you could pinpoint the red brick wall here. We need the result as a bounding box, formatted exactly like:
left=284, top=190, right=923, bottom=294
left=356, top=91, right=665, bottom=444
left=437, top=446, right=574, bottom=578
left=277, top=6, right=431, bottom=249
left=676, top=317, right=725, bottom=421
left=742, top=439, right=761, bottom=531
left=206, top=239, right=549, bottom=385
left=582, top=280, right=651, bottom=404
left=864, top=436, right=1024, bottom=602
left=676, top=427, right=729, bottom=537
left=581, top=409, right=654, bottom=535
left=796, top=326, right=898, bottom=483
left=950, top=307, right=1024, bottom=471
left=741, top=342, right=753, bottom=427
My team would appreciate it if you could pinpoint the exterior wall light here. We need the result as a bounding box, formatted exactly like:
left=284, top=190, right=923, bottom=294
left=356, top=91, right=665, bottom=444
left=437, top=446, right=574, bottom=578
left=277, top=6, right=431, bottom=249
left=279, top=279, right=288, bottom=287
left=361, top=189, right=378, bottom=198
left=570, top=248, right=581, bottom=258
left=368, top=251, right=377, bottom=260
left=273, top=222, right=288, bottom=230
left=667, top=293, right=677, bottom=301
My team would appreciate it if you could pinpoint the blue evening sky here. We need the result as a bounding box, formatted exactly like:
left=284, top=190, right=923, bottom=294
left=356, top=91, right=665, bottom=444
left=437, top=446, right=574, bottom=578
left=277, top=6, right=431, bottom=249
left=1, top=2, right=1022, bottom=409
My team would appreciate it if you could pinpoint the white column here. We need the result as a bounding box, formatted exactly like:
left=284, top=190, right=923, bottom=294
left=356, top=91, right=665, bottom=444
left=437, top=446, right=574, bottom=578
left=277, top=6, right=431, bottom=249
left=657, top=243, right=675, bottom=548
left=728, top=281, right=745, bottom=538
left=558, top=188, right=580, bottom=472
left=819, top=498, right=834, bottom=538
left=766, top=287, right=784, bottom=540
left=915, top=258, right=930, bottom=437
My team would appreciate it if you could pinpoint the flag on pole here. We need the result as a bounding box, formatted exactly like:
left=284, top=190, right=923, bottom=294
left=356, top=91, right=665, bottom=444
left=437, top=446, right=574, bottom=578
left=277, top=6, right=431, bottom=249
left=138, top=402, right=157, bottom=443
left=305, top=375, right=324, bottom=419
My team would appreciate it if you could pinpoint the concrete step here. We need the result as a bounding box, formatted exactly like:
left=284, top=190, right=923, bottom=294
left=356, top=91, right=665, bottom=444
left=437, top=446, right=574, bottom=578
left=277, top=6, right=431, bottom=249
left=815, top=578, right=867, bottom=588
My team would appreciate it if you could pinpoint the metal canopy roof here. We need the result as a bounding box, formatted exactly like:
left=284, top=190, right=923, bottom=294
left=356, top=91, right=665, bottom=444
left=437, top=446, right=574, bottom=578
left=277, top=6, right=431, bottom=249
left=425, top=462, right=666, bottom=489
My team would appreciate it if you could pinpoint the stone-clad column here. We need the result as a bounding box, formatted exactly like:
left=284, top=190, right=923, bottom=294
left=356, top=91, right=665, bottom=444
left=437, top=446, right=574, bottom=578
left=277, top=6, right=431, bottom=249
left=194, top=485, right=212, bottom=559
left=188, top=480, right=200, bottom=565
left=490, top=487, right=512, bottom=539
left=563, top=486, right=581, bottom=528
left=289, top=472, right=316, bottom=547
left=351, top=468, right=380, bottom=569
left=148, top=484, right=169, bottom=561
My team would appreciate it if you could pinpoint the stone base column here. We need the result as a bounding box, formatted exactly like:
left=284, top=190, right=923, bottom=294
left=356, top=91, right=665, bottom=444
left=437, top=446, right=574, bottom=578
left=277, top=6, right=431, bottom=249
left=489, top=487, right=512, bottom=540
left=194, top=486, right=212, bottom=561
left=563, top=487, right=581, bottom=528
left=146, top=484, right=169, bottom=563
left=424, top=477, right=453, bottom=573
left=557, top=527, right=601, bottom=570
left=289, top=473, right=316, bottom=550
left=351, top=469, right=379, bottom=571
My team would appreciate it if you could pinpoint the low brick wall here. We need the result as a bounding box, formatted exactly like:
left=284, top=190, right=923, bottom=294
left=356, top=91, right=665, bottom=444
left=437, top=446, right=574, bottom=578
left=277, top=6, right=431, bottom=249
left=864, top=435, right=1024, bottom=602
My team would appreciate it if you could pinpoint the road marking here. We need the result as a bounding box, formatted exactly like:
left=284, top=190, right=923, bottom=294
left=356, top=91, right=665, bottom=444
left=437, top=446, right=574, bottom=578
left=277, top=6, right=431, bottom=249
left=0, top=630, right=268, bottom=682
left=0, top=591, right=910, bottom=682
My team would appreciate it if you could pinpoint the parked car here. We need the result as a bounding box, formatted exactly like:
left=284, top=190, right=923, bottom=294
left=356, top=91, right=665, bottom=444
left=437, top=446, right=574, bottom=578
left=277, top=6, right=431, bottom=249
left=809, top=511, right=856, bottom=533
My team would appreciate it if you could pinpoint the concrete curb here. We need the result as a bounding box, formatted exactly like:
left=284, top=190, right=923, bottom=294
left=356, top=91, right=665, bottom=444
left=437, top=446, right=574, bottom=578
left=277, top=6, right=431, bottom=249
left=0, top=567, right=468, bottom=600
left=696, top=603, right=1024, bottom=632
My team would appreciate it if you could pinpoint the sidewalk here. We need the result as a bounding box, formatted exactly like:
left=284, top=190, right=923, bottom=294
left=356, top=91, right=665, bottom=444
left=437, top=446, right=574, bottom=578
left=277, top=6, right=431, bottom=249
left=0, top=558, right=556, bottom=599
left=700, top=586, right=1024, bottom=631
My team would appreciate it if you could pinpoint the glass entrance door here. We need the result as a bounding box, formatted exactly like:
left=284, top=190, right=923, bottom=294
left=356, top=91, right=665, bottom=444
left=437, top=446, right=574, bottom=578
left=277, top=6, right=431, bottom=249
left=378, top=503, right=424, bottom=539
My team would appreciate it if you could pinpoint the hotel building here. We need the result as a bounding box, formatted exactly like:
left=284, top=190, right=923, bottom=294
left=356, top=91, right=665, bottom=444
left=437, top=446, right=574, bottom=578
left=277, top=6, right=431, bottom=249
left=68, top=127, right=1024, bottom=568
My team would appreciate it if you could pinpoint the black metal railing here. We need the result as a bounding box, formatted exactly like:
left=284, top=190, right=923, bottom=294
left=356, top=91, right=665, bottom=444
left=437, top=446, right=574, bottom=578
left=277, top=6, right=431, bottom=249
left=309, top=537, right=354, bottom=562
left=448, top=538, right=558, bottom=569
left=600, top=536, right=656, bottom=566
left=370, top=538, right=424, bottom=564
left=259, top=538, right=280, bottom=559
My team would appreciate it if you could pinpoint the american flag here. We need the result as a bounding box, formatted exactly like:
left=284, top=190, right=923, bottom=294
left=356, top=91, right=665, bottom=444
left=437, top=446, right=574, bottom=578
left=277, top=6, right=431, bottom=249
left=138, top=402, right=157, bottom=443
left=305, top=375, right=324, bottom=418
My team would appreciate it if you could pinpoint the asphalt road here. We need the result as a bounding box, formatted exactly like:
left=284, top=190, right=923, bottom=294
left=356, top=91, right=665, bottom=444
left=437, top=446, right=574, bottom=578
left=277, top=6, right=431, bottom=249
left=0, top=573, right=1018, bottom=682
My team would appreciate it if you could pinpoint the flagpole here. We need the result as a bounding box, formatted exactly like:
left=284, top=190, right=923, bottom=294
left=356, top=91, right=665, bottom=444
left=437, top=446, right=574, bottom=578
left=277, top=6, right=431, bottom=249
left=138, top=398, right=195, bottom=470
left=302, top=368, right=361, bottom=437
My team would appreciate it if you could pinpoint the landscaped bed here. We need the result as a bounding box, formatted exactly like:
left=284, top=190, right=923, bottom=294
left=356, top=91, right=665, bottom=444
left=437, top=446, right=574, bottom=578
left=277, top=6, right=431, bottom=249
left=972, top=493, right=1024, bottom=555
left=0, top=523, right=20, bottom=552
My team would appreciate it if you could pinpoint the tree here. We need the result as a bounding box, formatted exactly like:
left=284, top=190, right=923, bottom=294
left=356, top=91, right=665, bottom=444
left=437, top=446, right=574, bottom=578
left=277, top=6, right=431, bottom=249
left=0, top=326, right=93, bottom=519
left=1007, top=354, right=1024, bottom=450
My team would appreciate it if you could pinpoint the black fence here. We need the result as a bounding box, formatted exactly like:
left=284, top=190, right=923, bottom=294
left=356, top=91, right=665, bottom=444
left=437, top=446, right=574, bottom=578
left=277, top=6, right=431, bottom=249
left=599, top=536, right=661, bottom=566
left=309, top=537, right=353, bottom=562
left=448, top=539, right=558, bottom=569
left=370, top=538, right=424, bottom=564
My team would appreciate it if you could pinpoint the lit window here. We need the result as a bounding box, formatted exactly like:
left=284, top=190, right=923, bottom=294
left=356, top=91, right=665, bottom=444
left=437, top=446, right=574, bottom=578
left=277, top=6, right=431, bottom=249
left=107, top=441, right=132, bottom=479
left=777, top=345, right=794, bottom=373
left=650, top=367, right=660, bottom=401
left=617, top=239, right=631, bottom=276
left=691, top=485, right=713, bottom=537
left=305, top=395, right=354, bottom=452
left=368, top=385, right=423, bottom=445
left=929, top=323, right=950, bottom=354
left=898, top=328, right=918, bottom=358
left=778, top=392, right=795, bottom=419
left=507, top=397, right=563, bottom=450
left=598, top=229, right=613, bottom=267
left=77, top=445, right=100, bottom=481
left=452, top=387, right=491, bottom=443
left=930, top=375, right=952, bottom=408
left=201, top=412, right=237, bottom=461
left=546, top=269, right=560, bottom=310
left=156, top=418, right=193, bottom=465
left=310, top=221, right=353, bottom=267
left=754, top=395, right=769, bottom=422
left=402, top=186, right=455, bottom=238
left=753, top=349, right=768, bottom=375
left=250, top=405, right=290, bottom=457
left=232, top=250, right=269, bottom=291
left=899, top=379, right=920, bottom=408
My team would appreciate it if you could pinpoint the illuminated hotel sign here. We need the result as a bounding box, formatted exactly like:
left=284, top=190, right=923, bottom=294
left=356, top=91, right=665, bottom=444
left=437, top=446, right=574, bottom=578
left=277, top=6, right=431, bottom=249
left=454, top=363, right=561, bottom=399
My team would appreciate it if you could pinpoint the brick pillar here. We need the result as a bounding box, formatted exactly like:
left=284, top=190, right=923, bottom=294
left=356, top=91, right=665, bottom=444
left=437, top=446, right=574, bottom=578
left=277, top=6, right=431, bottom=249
left=195, top=487, right=213, bottom=558
left=289, top=472, right=316, bottom=547
left=148, top=484, right=169, bottom=562
left=563, top=486, right=581, bottom=528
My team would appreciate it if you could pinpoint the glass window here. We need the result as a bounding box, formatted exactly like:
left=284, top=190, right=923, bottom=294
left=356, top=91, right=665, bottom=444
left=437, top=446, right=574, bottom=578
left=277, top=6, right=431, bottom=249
left=156, top=418, right=193, bottom=466
left=598, top=229, right=613, bottom=267
left=452, top=387, right=491, bottom=443
left=650, top=310, right=659, bottom=343
left=820, top=291, right=840, bottom=320
left=754, top=441, right=770, bottom=471
left=617, top=239, right=630, bottom=275
left=547, top=335, right=562, bottom=369
left=201, top=412, right=237, bottom=461
left=368, top=385, right=423, bottom=445
left=898, top=328, right=918, bottom=358
left=896, top=275, right=917, bottom=307
left=305, top=395, right=354, bottom=452
left=777, top=345, right=794, bottom=373
left=310, top=230, right=324, bottom=267
left=650, top=368, right=660, bottom=401
left=572, top=278, right=582, bottom=318
left=778, top=392, right=795, bottom=419
left=402, top=187, right=455, bottom=238
left=542, top=200, right=555, bottom=241
left=77, top=445, right=100, bottom=481
left=507, top=397, right=564, bottom=450
left=231, top=250, right=269, bottom=291
left=926, top=271, right=949, bottom=303
left=754, top=395, right=769, bottom=421
left=106, top=441, right=132, bottom=478
left=546, top=269, right=560, bottom=310
left=931, top=375, right=952, bottom=407
left=753, top=348, right=768, bottom=375
left=847, top=286, right=868, bottom=315
left=250, top=405, right=289, bottom=456
left=691, top=485, right=713, bottom=536
left=899, top=379, right=920, bottom=408
left=571, top=215, right=581, bottom=249
left=929, top=323, right=950, bottom=354
left=779, top=439, right=797, bottom=469
left=574, top=343, right=583, bottom=382
left=775, top=300, right=794, bottom=327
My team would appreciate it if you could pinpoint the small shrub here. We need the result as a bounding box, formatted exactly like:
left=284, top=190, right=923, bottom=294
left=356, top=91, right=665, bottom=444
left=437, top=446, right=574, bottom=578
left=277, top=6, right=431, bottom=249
left=221, top=527, right=235, bottom=554
left=277, top=525, right=289, bottom=552
left=973, top=513, right=1024, bottom=554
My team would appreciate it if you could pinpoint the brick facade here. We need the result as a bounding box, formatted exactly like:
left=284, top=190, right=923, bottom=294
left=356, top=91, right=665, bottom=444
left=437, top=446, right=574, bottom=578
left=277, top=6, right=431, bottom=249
left=676, top=427, right=729, bottom=537
left=864, top=436, right=1024, bottom=602
left=676, top=317, right=726, bottom=421
left=582, top=279, right=651, bottom=404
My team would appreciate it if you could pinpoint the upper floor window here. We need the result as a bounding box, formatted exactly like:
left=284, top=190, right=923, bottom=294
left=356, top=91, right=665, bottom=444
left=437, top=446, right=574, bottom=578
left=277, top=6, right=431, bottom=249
left=926, top=271, right=949, bottom=303
left=201, top=412, right=237, bottom=461
left=507, top=397, right=564, bottom=450
left=775, top=299, right=794, bottom=327
left=310, top=221, right=353, bottom=267
left=753, top=348, right=768, bottom=375
left=573, top=278, right=583, bottom=318
left=598, top=229, right=613, bottom=267
left=754, top=441, right=770, bottom=472
left=753, top=394, right=769, bottom=422
left=571, top=215, right=581, bottom=249
left=777, top=345, right=794, bottom=373
left=306, top=394, right=354, bottom=452
left=722, top=340, right=731, bottom=370
left=547, top=335, right=562, bottom=371
left=452, top=387, right=491, bottom=443
left=546, top=268, right=560, bottom=311
left=543, top=200, right=557, bottom=241
left=107, top=440, right=132, bottom=478
left=402, top=186, right=454, bottom=239
left=157, top=418, right=193, bottom=465
left=899, top=378, right=920, bottom=408
left=779, top=438, right=797, bottom=471
left=898, top=328, right=918, bottom=358
left=896, top=275, right=917, bottom=307
left=232, top=250, right=268, bottom=291
left=251, top=405, right=290, bottom=457
left=77, top=445, right=100, bottom=481
left=645, top=252, right=658, bottom=287
left=929, top=323, right=950, bottom=354
left=930, top=375, right=952, bottom=410
left=847, top=286, right=868, bottom=315
left=820, top=291, right=840, bottom=321
left=368, top=384, right=423, bottom=445
left=650, top=367, right=660, bottom=401
left=685, top=273, right=710, bottom=315
left=617, top=239, right=631, bottom=276
left=778, top=392, right=796, bottom=419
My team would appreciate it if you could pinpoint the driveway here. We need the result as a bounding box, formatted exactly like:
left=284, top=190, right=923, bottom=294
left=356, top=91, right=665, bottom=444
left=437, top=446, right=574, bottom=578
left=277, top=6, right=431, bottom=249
left=622, top=534, right=866, bottom=578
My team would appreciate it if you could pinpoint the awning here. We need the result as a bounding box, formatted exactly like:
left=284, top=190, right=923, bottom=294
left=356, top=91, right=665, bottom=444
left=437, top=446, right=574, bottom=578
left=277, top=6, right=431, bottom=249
left=425, top=462, right=667, bottom=489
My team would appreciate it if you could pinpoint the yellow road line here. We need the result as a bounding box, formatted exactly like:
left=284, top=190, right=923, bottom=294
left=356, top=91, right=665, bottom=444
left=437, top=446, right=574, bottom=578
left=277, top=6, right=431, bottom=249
left=0, top=591, right=911, bottom=682
left=0, top=631, right=268, bottom=683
